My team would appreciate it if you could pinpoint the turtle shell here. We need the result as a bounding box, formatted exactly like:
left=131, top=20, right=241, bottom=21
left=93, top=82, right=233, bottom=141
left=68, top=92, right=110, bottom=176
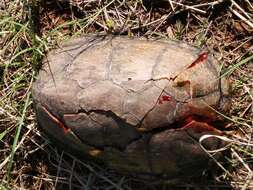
left=32, top=35, right=230, bottom=182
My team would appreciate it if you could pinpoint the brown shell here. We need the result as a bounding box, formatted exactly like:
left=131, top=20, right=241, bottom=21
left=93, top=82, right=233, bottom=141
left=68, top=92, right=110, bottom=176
left=32, top=36, right=230, bottom=182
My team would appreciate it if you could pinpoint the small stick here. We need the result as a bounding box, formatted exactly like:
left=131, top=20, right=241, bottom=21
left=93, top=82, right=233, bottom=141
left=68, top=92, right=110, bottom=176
left=171, top=1, right=206, bottom=14
left=192, top=0, right=225, bottom=8
left=229, top=7, right=253, bottom=29
left=231, top=148, right=253, bottom=190
left=168, top=0, right=175, bottom=11
left=243, top=84, right=253, bottom=101
left=245, top=0, right=253, bottom=10
left=239, top=102, right=252, bottom=118
left=231, top=0, right=251, bottom=20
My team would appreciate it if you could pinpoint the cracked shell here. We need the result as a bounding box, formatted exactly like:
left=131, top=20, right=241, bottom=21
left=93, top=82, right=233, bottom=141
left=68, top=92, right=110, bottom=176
left=32, top=36, right=230, bottom=182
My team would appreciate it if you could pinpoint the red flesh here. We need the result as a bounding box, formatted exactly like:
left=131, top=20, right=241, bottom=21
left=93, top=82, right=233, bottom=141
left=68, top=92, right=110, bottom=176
left=41, top=106, right=70, bottom=134
left=162, top=95, right=172, bottom=102
left=187, top=52, right=208, bottom=69
left=159, top=95, right=172, bottom=104
left=181, top=116, right=220, bottom=133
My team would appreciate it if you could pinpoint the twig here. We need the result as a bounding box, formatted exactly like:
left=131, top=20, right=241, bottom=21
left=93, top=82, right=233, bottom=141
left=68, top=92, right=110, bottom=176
left=243, top=85, right=253, bottom=101
left=69, top=159, right=76, bottom=190
left=0, top=106, right=16, bottom=120
left=239, top=102, right=252, bottom=117
left=192, top=0, right=225, bottom=8
left=225, top=37, right=253, bottom=57
left=168, top=0, right=175, bottom=11
left=48, top=151, right=87, bottom=188
left=231, top=148, right=253, bottom=190
left=245, top=0, right=253, bottom=10
left=171, top=1, right=206, bottom=14
left=0, top=128, right=32, bottom=170
left=199, top=134, right=232, bottom=177
left=229, top=7, right=253, bottom=29
left=230, top=0, right=251, bottom=20
left=204, top=20, right=213, bottom=38
left=54, top=151, right=64, bottom=189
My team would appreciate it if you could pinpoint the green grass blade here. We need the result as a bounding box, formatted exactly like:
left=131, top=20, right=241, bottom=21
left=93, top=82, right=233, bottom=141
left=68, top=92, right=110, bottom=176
left=9, top=47, right=34, bottom=63
left=6, top=92, right=31, bottom=181
left=221, top=54, right=253, bottom=78
left=0, top=129, right=8, bottom=141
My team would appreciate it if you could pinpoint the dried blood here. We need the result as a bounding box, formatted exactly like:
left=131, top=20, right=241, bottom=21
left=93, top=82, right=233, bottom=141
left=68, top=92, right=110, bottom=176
left=42, top=106, right=70, bottom=134
left=181, top=116, right=218, bottom=133
left=159, top=95, right=172, bottom=104
left=162, top=95, right=172, bottom=101
left=187, top=52, right=208, bottom=69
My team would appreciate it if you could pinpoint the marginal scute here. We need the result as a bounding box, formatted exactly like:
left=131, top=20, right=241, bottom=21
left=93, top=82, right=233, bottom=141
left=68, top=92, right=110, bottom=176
left=63, top=113, right=106, bottom=147
left=102, top=136, right=151, bottom=174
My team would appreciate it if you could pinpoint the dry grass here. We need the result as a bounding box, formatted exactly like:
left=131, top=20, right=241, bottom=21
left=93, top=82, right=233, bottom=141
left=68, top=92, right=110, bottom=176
left=0, top=0, right=252, bottom=189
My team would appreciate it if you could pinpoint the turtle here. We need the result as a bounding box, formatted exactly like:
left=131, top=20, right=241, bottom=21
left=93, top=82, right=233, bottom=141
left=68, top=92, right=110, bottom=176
left=32, top=35, right=230, bottom=183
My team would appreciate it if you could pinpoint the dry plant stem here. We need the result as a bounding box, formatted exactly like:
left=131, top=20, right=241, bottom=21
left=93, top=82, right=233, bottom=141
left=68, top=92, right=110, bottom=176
left=245, top=0, right=253, bottom=10
left=70, top=161, right=89, bottom=189
left=225, top=37, right=253, bottom=57
left=199, top=135, right=232, bottom=177
left=204, top=102, right=252, bottom=129
left=66, top=154, right=125, bottom=190
left=0, top=128, right=32, bottom=170
left=54, top=150, right=64, bottom=188
left=203, top=20, right=213, bottom=39
left=230, top=0, right=251, bottom=19
left=171, top=1, right=206, bottom=14
left=69, top=159, right=75, bottom=190
left=239, top=103, right=253, bottom=118
left=148, top=15, right=170, bottom=37
left=231, top=148, right=253, bottom=190
left=47, top=151, right=88, bottom=188
left=168, top=0, right=175, bottom=11
left=199, top=133, right=253, bottom=188
left=95, top=21, right=109, bottom=31
left=192, top=0, right=226, bottom=8
left=229, top=7, right=253, bottom=29
left=131, top=15, right=171, bottom=30
left=243, top=85, right=253, bottom=101
left=243, top=84, right=253, bottom=117
left=0, top=107, right=16, bottom=120
left=24, top=140, right=48, bottom=156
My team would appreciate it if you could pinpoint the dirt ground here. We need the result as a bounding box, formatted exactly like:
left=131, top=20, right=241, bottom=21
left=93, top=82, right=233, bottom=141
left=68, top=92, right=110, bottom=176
left=0, top=0, right=253, bottom=189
